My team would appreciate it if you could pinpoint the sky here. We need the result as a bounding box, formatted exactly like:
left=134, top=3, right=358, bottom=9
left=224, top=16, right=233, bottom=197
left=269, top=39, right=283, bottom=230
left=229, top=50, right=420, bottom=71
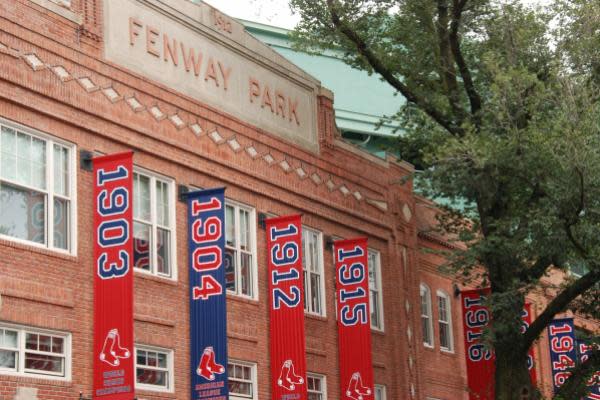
left=202, top=0, right=550, bottom=30
left=202, top=0, right=300, bottom=28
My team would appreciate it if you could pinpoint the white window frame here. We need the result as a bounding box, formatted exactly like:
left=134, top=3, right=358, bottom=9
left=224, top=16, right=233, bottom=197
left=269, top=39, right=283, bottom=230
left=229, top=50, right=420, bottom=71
left=368, top=249, right=384, bottom=331
left=437, top=290, right=454, bottom=353
left=302, top=226, right=326, bottom=316
left=228, top=359, right=257, bottom=400
left=420, top=283, right=434, bottom=348
left=0, top=323, right=71, bottom=381
left=0, top=117, right=77, bottom=255
left=307, top=372, right=327, bottom=400
left=225, top=199, right=258, bottom=300
left=132, top=167, right=177, bottom=280
left=134, top=344, right=174, bottom=393
left=374, top=384, right=387, bottom=400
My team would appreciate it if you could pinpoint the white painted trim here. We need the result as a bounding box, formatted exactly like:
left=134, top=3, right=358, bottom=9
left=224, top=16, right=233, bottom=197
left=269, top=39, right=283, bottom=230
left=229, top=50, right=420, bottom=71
left=374, top=384, right=387, bottom=400
left=225, top=199, right=258, bottom=301
left=302, top=226, right=326, bottom=317
left=368, top=249, right=384, bottom=332
left=436, top=289, right=455, bottom=353
left=0, top=117, right=76, bottom=256
left=307, top=372, right=327, bottom=400
left=0, top=322, right=71, bottom=381
left=420, top=283, right=434, bottom=348
left=228, top=359, right=257, bottom=400
left=134, top=344, right=174, bottom=393
left=132, top=167, right=177, bottom=281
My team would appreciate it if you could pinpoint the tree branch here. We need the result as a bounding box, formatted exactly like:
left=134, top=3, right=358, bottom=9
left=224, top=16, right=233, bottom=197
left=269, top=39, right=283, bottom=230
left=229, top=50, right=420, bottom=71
left=449, top=0, right=482, bottom=126
left=518, top=256, right=553, bottom=284
left=522, top=268, right=600, bottom=351
left=325, top=0, right=465, bottom=136
left=436, top=0, right=465, bottom=121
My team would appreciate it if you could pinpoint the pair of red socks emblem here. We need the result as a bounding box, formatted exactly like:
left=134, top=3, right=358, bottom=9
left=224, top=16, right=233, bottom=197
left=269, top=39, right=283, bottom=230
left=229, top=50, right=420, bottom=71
left=197, top=346, right=225, bottom=380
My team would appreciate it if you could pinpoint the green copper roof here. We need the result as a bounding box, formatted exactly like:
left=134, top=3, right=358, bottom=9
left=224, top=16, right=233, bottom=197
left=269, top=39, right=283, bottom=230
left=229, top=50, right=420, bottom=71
left=242, top=20, right=404, bottom=138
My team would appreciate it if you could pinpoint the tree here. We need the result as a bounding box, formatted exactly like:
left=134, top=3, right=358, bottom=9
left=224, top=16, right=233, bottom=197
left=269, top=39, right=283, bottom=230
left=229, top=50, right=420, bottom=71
left=289, top=0, right=600, bottom=399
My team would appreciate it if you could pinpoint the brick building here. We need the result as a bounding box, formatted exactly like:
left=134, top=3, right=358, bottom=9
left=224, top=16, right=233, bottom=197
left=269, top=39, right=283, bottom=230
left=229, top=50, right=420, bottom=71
left=0, top=1, right=596, bottom=400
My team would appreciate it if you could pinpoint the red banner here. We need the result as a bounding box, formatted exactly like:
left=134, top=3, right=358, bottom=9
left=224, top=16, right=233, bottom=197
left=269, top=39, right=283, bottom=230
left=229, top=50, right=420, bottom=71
left=521, top=303, right=537, bottom=385
left=461, top=288, right=494, bottom=400
left=93, top=152, right=134, bottom=399
left=334, top=238, right=374, bottom=400
left=266, top=215, right=307, bottom=400
left=462, top=289, right=538, bottom=399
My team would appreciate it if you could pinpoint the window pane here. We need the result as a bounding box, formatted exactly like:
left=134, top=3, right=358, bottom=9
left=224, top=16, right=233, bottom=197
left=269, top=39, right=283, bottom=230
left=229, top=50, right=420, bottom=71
left=25, top=333, right=38, bottom=350
left=422, top=316, right=431, bottom=344
left=51, top=337, right=63, bottom=354
left=0, top=183, right=45, bottom=244
left=440, top=322, right=450, bottom=349
left=16, top=132, right=31, bottom=186
left=137, top=350, right=147, bottom=366
left=303, top=270, right=308, bottom=310
left=0, top=350, right=16, bottom=369
left=225, top=248, right=236, bottom=292
left=133, top=222, right=151, bottom=271
left=225, top=205, right=235, bottom=247
left=53, top=198, right=69, bottom=250
left=53, top=145, right=69, bottom=197
left=134, top=174, right=151, bottom=221
left=310, top=273, right=321, bottom=314
left=25, top=353, right=63, bottom=374
left=2, top=330, right=18, bottom=348
left=147, top=352, right=157, bottom=367
left=370, top=290, right=380, bottom=328
left=137, top=368, right=167, bottom=386
left=157, top=352, right=167, bottom=368
left=309, top=233, right=319, bottom=272
left=239, top=209, right=249, bottom=251
left=229, top=381, right=252, bottom=396
left=438, top=296, right=447, bottom=321
left=240, top=252, right=252, bottom=296
left=31, top=137, right=46, bottom=190
left=156, top=228, right=170, bottom=276
left=38, top=335, right=51, bottom=352
left=1, top=126, right=17, bottom=181
left=156, top=181, right=169, bottom=227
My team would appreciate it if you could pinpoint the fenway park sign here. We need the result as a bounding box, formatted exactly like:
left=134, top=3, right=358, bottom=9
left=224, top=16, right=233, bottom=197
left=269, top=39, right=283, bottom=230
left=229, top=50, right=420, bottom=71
left=103, top=0, right=319, bottom=152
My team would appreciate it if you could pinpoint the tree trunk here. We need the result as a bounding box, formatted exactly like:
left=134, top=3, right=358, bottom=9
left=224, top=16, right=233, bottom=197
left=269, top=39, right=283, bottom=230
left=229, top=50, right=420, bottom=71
left=494, top=345, right=538, bottom=400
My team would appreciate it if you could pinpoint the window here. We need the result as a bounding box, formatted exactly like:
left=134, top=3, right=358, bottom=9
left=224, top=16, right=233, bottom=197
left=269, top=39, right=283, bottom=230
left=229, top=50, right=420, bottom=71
left=368, top=250, right=384, bottom=330
left=225, top=201, right=257, bottom=298
left=437, top=290, right=454, bottom=352
left=374, top=384, right=387, bottom=400
left=303, top=227, right=325, bottom=315
left=0, top=324, right=70, bottom=379
left=135, top=346, right=173, bottom=392
left=307, top=373, right=326, bottom=400
left=228, top=360, right=256, bottom=400
left=0, top=122, right=74, bottom=252
left=133, top=169, right=175, bottom=278
left=420, top=284, right=434, bottom=347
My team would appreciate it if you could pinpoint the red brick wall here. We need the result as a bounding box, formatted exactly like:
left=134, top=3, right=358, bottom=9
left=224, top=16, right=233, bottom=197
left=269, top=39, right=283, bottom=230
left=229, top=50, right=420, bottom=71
left=0, top=1, right=421, bottom=399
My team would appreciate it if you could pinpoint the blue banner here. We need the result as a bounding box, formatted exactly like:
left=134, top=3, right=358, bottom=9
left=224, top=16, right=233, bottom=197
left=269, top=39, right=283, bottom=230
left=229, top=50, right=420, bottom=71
left=577, top=339, right=600, bottom=400
left=188, top=188, right=228, bottom=400
left=548, top=318, right=577, bottom=394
